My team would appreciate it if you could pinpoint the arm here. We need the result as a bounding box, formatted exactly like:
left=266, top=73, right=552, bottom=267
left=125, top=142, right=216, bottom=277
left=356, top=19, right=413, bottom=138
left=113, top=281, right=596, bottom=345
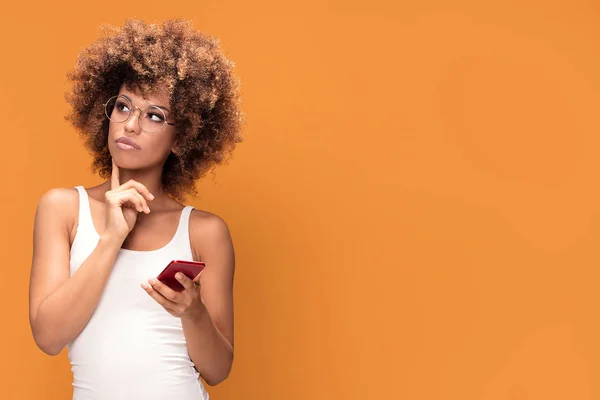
left=28, top=188, right=123, bottom=355
left=143, top=212, right=235, bottom=385
left=29, top=169, right=154, bottom=355
left=183, top=213, right=235, bottom=385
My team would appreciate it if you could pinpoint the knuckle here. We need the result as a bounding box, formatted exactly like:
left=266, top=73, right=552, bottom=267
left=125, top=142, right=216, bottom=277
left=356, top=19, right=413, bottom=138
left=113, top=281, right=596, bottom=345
left=105, top=192, right=116, bottom=203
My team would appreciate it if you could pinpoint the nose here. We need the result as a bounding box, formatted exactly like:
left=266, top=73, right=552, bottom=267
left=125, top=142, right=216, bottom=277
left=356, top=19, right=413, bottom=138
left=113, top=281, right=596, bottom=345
left=124, top=106, right=142, bottom=134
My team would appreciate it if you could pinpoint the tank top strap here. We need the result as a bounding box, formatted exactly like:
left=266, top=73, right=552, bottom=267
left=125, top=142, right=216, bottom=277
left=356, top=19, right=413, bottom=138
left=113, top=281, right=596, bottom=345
left=74, top=185, right=96, bottom=235
left=173, top=205, right=195, bottom=243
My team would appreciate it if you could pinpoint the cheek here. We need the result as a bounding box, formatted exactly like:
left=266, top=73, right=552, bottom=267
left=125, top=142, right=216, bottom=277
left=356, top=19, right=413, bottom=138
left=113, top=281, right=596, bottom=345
left=107, top=122, right=118, bottom=140
left=145, top=135, right=175, bottom=158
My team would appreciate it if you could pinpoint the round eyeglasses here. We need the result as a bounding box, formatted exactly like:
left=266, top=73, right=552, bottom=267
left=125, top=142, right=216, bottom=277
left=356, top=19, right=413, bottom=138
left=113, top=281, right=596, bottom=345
left=104, top=95, right=175, bottom=133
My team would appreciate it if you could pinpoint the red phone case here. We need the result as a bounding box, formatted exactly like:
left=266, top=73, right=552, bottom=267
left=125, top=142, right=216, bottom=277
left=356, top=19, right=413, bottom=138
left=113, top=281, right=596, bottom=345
left=156, top=260, right=206, bottom=292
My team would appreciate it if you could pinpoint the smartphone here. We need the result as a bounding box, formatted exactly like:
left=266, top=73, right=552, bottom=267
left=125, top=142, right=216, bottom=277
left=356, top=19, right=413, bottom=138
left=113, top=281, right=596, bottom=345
left=157, top=260, right=206, bottom=292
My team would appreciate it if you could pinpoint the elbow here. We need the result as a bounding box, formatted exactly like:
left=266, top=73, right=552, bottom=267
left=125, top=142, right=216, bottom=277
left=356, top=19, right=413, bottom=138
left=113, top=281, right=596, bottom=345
left=203, top=354, right=233, bottom=386
left=30, top=307, right=66, bottom=356
left=35, top=339, right=64, bottom=356
left=204, top=371, right=231, bottom=387
left=42, top=346, right=63, bottom=357
left=31, top=327, right=65, bottom=356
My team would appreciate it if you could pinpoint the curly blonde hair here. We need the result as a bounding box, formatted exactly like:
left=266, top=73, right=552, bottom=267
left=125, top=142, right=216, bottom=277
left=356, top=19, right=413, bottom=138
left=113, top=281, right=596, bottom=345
left=65, top=19, right=244, bottom=201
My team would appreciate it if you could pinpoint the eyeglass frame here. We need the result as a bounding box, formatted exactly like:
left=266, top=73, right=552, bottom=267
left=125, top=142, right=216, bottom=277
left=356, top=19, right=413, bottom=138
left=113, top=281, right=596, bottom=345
left=103, top=95, right=176, bottom=133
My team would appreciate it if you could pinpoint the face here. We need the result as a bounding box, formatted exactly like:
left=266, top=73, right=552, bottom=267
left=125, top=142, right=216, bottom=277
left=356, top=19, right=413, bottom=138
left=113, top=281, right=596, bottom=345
left=107, top=83, right=176, bottom=171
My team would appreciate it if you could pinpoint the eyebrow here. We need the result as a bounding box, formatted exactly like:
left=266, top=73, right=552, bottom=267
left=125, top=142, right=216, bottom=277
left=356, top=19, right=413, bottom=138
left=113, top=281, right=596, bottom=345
left=121, top=94, right=171, bottom=113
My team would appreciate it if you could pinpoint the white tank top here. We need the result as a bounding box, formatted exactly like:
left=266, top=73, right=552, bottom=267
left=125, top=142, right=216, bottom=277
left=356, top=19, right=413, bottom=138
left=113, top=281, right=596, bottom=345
left=67, top=186, right=210, bottom=400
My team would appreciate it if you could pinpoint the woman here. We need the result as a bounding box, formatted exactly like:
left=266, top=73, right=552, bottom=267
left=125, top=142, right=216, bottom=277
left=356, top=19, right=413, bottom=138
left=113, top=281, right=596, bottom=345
left=28, top=19, right=243, bottom=399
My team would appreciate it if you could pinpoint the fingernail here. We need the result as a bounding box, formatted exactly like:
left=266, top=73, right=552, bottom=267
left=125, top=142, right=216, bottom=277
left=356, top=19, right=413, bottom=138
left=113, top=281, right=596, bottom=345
left=149, top=194, right=155, bottom=200
left=176, top=272, right=183, bottom=280
left=141, top=282, right=148, bottom=289
left=149, top=278, right=157, bottom=284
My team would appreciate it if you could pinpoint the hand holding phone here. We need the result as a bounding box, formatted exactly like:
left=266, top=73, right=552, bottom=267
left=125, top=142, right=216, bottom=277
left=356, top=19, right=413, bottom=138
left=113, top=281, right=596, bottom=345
left=156, top=260, right=206, bottom=292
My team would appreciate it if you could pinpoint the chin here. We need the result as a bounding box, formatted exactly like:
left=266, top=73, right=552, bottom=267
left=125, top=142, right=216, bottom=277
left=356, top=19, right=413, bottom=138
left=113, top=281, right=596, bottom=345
left=114, top=159, right=145, bottom=170
left=112, top=152, right=166, bottom=174
left=110, top=148, right=145, bottom=169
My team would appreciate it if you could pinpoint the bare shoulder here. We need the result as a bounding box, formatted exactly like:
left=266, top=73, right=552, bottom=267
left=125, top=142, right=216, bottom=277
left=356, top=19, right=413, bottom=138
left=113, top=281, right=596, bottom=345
left=36, top=187, right=78, bottom=215
left=189, top=209, right=233, bottom=260
left=189, top=209, right=231, bottom=239
left=35, top=187, right=79, bottom=233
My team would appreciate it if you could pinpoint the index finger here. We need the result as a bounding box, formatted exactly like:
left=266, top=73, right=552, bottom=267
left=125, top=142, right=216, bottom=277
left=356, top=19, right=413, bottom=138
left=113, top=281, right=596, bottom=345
left=111, top=159, right=120, bottom=189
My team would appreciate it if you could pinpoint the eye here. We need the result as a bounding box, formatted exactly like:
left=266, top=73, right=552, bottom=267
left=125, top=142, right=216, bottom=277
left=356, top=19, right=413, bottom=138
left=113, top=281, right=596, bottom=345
left=115, top=100, right=130, bottom=112
left=146, top=111, right=165, bottom=122
left=144, top=106, right=167, bottom=123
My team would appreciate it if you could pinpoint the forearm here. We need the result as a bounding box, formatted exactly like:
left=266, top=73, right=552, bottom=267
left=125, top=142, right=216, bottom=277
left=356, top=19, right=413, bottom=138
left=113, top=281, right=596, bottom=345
left=32, top=235, right=122, bottom=355
left=182, top=304, right=234, bottom=386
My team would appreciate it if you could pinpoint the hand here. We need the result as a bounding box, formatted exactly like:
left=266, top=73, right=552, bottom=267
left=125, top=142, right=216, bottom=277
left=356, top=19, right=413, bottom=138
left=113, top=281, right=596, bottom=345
left=142, top=272, right=206, bottom=319
left=103, top=159, right=155, bottom=241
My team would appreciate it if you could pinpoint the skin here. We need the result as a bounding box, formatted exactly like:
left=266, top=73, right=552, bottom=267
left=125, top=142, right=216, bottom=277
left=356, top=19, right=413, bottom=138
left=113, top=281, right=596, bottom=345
left=28, top=83, right=235, bottom=386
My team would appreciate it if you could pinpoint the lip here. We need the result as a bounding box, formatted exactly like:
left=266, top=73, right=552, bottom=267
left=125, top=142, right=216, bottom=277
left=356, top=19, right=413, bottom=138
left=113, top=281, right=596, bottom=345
left=115, top=136, right=141, bottom=150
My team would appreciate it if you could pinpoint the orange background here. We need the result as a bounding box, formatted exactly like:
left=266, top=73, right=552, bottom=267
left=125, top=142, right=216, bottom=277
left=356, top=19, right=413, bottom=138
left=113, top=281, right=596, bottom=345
left=2, top=0, right=600, bottom=399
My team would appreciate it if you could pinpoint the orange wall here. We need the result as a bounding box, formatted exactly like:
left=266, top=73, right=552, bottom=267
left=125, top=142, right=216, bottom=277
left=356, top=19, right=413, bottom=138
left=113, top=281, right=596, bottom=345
left=2, top=0, right=600, bottom=398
